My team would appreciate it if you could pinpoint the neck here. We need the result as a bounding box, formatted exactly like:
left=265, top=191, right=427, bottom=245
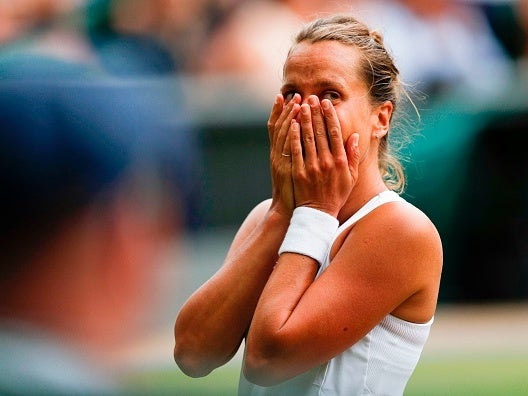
left=337, top=167, right=387, bottom=224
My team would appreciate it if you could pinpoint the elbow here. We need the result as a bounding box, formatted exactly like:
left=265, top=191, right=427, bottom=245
left=243, top=342, right=289, bottom=387
left=174, top=316, right=216, bottom=378
left=173, top=342, right=213, bottom=378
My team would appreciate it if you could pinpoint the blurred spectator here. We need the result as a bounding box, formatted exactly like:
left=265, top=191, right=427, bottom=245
left=86, top=0, right=245, bottom=75
left=517, top=0, right=528, bottom=76
left=480, top=0, right=525, bottom=62
left=0, top=53, right=187, bottom=394
left=0, top=0, right=85, bottom=45
left=354, top=0, right=515, bottom=99
left=86, top=0, right=178, bottom=75
left=0, top=0, right=180, bottom=76
left=520, top=0, right=528, bottom=48
left=476, top=0, right=528, bottom=86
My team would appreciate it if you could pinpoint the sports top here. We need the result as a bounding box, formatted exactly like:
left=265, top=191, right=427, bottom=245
left=238, top=190, right=433, bottom=396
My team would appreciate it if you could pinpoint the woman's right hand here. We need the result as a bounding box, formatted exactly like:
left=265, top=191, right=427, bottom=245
left=267, top=93, right=301, bottom=215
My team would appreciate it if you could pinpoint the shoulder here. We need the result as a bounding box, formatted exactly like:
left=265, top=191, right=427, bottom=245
left=357, top=198, right=441, bottom=248
left=339, top=197, right=443, bottom=287
left=338, top=199, right=442, bottom=322
left=372, top=200, right=441, bottom=271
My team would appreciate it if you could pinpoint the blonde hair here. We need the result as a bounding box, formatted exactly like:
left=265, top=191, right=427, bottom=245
left=288, top=14, right=418, bottom=193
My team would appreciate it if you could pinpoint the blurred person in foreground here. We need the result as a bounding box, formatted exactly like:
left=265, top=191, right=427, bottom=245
left=0, top=56, right=184, bottom=395
left=0, top=0, right=205, bottom=230
left=174, top=13, right=443, bottom=396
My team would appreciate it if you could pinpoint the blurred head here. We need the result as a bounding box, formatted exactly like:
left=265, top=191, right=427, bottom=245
left=284, top=14, right=413, bottom=192
left=0, top=0, right=84, bottom=43
left=0, top=56, right=182, bottom=354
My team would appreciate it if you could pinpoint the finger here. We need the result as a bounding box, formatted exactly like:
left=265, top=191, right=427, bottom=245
left=279, top=101, right=300, bottom=157
left=267, top=94, right=284, bottom=150
left=290, top=119, right=303, bottom=169
left=346, top=133, right=360, bottom=177
left=309, top=96, right=330, bottom=157
left=299, top=102, right=317, bottom=161
left=321, top=99, right=346, bottom=157
left=274, top=94, right=300, bottom=152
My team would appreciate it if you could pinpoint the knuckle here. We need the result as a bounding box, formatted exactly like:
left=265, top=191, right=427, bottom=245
left=334, top=156, right=348, bottom=168
left=328, top=126, right=340, bottom=138
left=305, top=162, right=319, bottom=173
left=292, top=170, right=308, bottom=184
left=303, top=134, right=314, bottom=144
left=314, top=129, right=326, bottom=138
left=291, top=129, right=301, bottom=140
left=319, top=157, right=333, bottom=170
left=291, top=147, right=302, bottom=157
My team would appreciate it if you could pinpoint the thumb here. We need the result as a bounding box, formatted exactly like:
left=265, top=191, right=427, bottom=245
left=346, top=133, right=360, bottom=175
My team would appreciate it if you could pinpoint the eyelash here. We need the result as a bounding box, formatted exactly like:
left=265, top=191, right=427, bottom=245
left=282, top=91, right=340, bottom=103
left=283, top=91, right=297, bottom=103
left=322, top=91, right=340, bottom=101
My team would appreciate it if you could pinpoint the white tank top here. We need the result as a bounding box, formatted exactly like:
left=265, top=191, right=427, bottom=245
left=239, top=191, right=433, bottom=396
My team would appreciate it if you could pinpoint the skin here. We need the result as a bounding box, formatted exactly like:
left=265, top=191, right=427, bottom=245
left=174, top=40, right=442, bottom=386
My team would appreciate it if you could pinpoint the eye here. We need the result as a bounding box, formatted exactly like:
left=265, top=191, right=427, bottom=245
left=321, top=91, right=340, bottom=102
left=283, top=91, right=298, bottom=103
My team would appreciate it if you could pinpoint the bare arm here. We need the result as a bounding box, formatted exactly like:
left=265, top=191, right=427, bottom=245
left=173, top=94, right=302, bottom=377
left=173, top=200, right=289, bottom=377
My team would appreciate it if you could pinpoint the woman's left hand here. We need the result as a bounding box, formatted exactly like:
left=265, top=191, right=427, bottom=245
left=290, top=95, right=360, bottom=217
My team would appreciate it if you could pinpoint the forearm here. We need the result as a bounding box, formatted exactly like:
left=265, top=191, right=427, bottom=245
left=244, top=207, right=340, bottom=384
left=243, top=254, right=319, bottom=384
left=174, top=209, right=290, bottom=376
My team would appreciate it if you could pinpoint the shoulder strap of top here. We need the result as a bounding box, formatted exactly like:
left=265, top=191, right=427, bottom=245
left=336, top=190, right=404, bottom=236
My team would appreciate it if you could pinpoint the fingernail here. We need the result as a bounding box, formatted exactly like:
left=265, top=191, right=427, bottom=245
left=308, top=96, right=318, bottom=106
left=321, top=100, right=330, bottom=110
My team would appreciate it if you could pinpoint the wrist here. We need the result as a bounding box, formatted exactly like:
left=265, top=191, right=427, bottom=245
left=266, top=203, right=293, bottom=226
left=278, top=206, right=339, bottom=265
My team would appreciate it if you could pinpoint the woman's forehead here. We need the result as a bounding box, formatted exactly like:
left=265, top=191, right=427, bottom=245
left=283, top=41, right=363, bottom=85
left=287, top=40, right=361, bottom=61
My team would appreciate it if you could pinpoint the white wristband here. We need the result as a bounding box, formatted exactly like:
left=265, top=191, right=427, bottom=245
left=278, top=206, right=339, bottom=265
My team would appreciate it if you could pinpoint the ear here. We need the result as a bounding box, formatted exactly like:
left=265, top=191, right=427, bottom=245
left=372, top=100, right=393, bottom=139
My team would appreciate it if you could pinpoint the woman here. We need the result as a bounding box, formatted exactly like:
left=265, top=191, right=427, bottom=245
left=174, top=14, right=443, bottom=395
